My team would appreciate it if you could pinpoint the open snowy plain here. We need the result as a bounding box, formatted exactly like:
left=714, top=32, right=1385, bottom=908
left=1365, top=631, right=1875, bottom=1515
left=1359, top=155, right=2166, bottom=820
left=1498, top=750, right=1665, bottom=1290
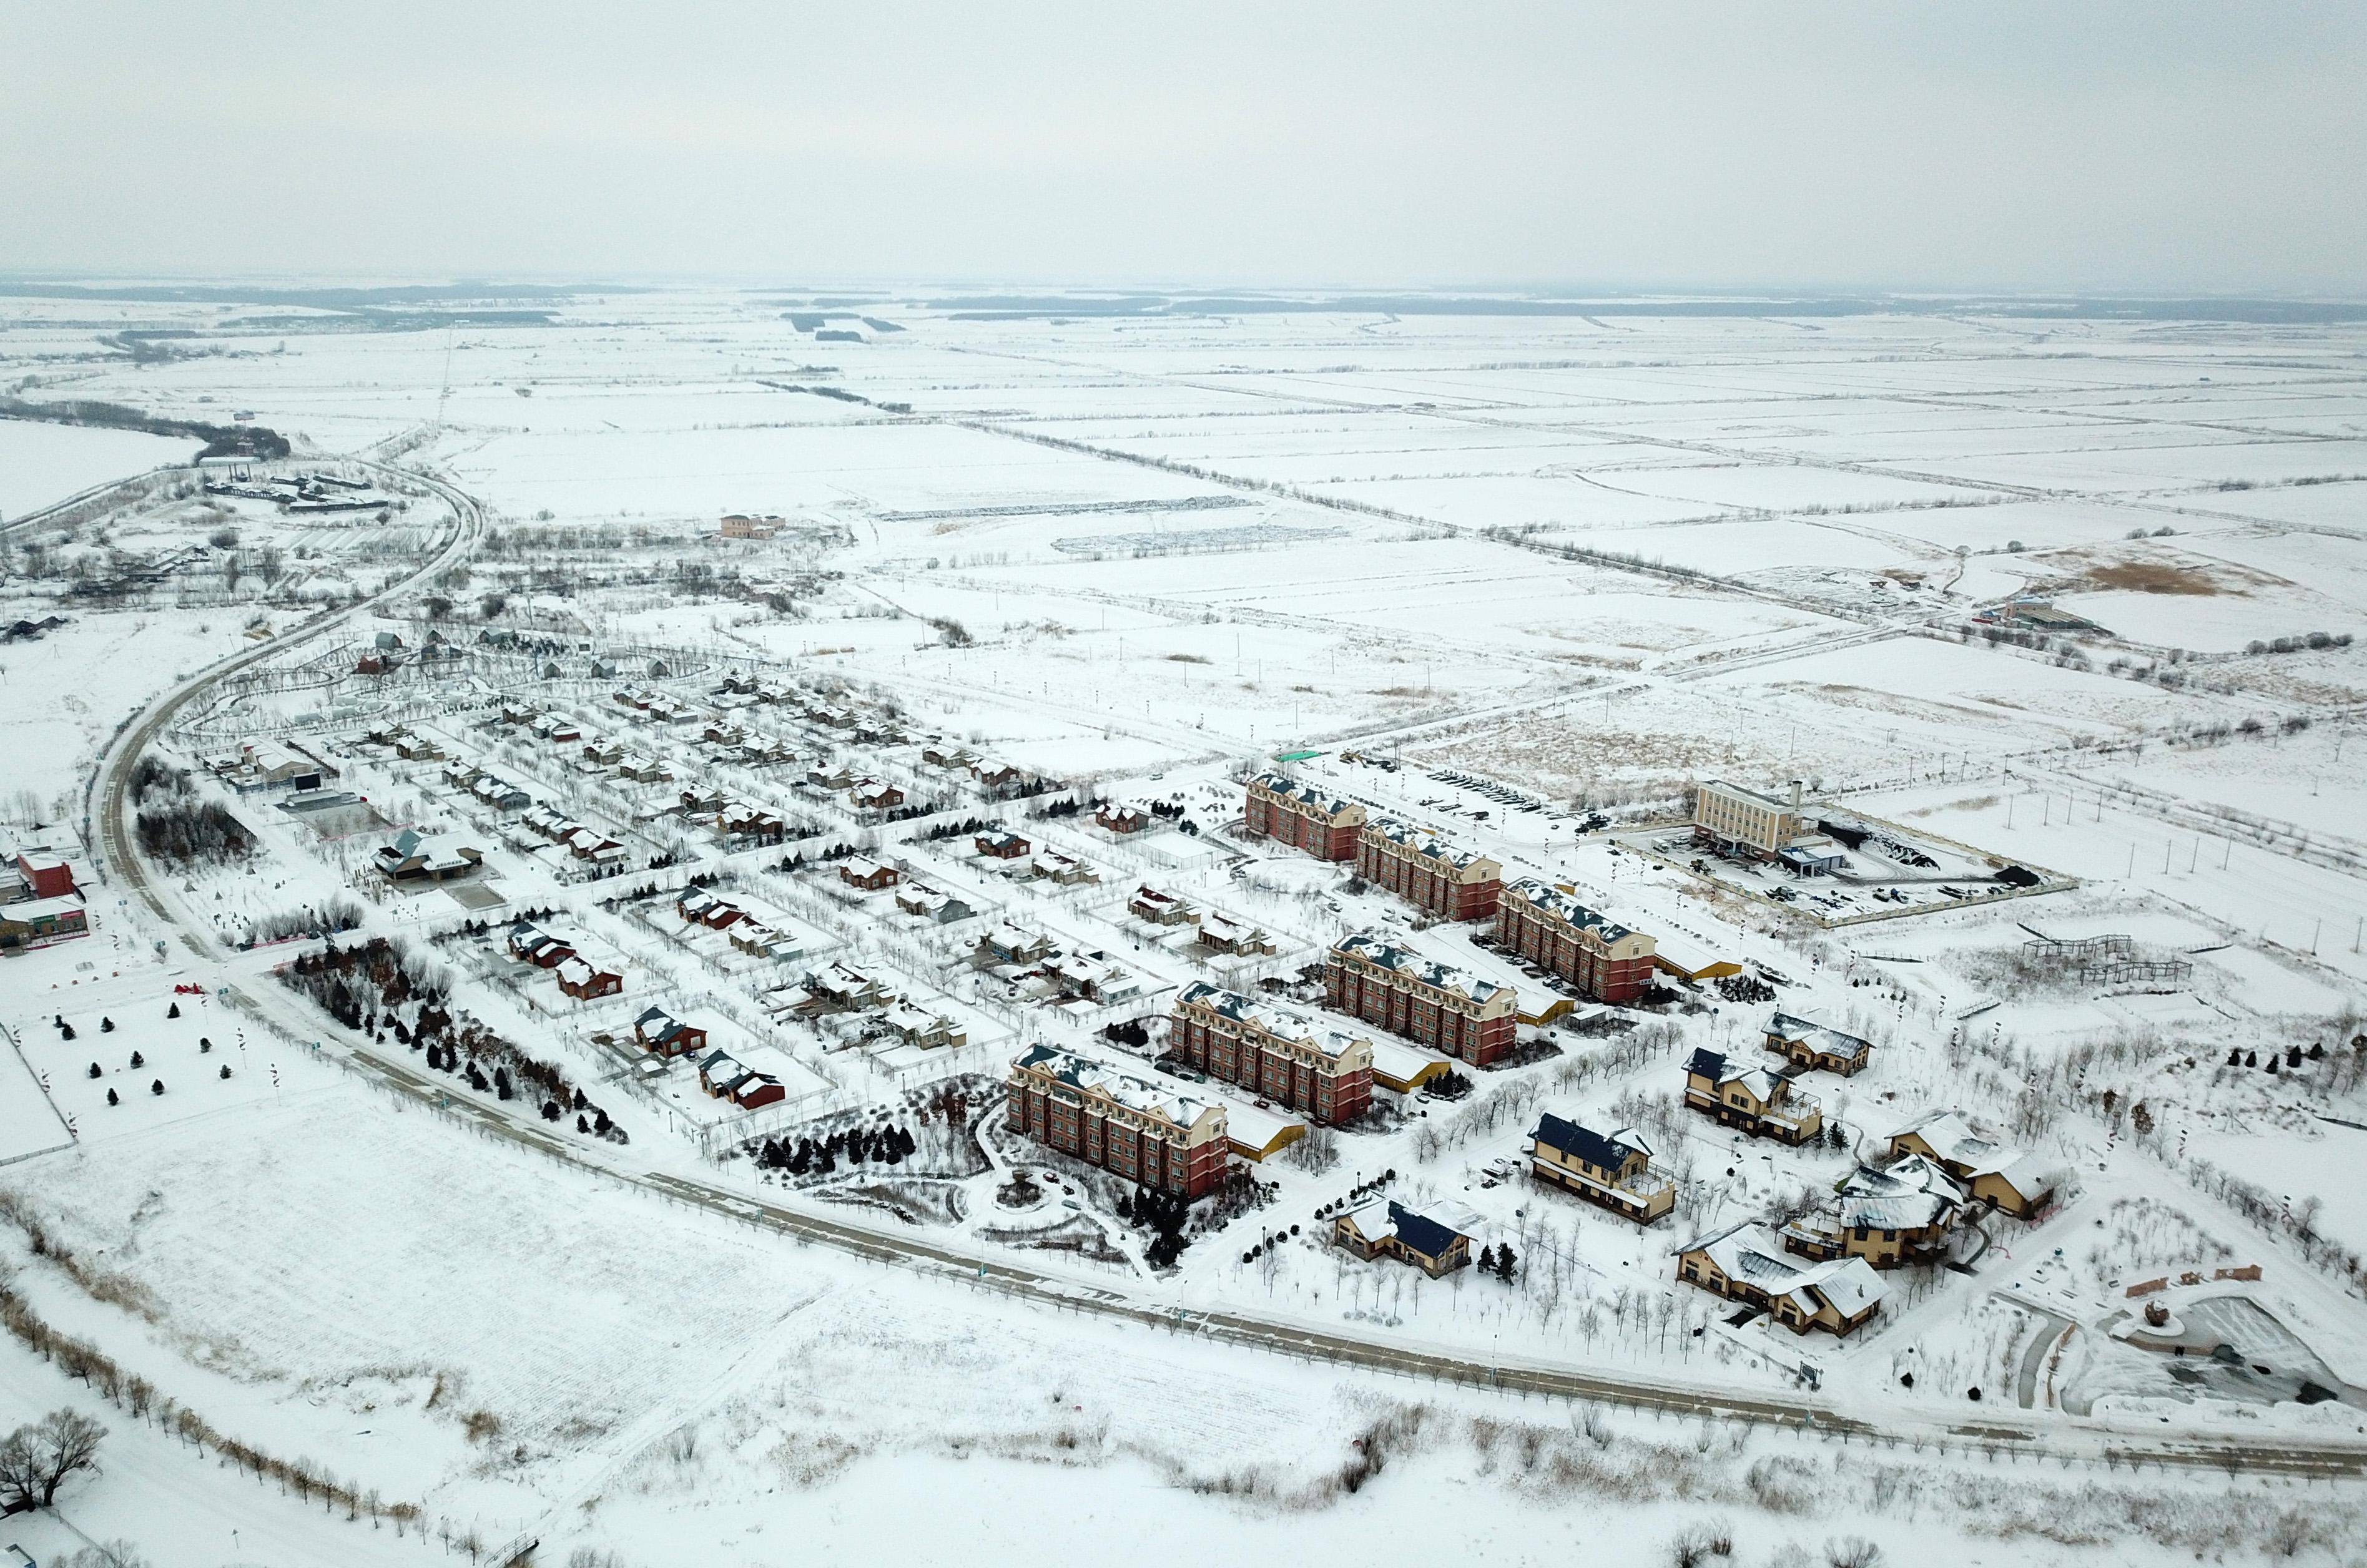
left=3, top=285, right=2366, bottom=1565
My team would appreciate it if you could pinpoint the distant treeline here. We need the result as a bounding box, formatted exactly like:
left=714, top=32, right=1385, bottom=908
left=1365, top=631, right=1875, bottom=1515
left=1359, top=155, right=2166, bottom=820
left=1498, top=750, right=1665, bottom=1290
left=0, top=395, right=290, bottom=461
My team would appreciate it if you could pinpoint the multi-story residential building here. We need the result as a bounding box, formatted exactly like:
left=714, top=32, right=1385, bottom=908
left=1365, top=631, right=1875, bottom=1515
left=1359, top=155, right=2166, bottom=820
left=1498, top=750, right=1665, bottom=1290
left=1675, top=1222, right=1886, bottom=1336
left=1527, top=1113, right=1675, bottom=1224
left=1356, top=818, right=1502, bottom=921
left=1782, top=1154, right=1966, bottom=1269
left=1681, top=1048, right=1823, bottom=1143
left=1170, top=982, right=1374, bottom=1125
left=1887, top=1110, right=2064, bottom=1218
left=1007, top=1044, right=1229, bottom=1197
left=1326, top=932, right=1518, bottom=1067
left=1762, top=1011, right=1872, bottom=1076
left=1244, top=772, right=1365, bottom=860
left=1495, top=880, right=1657, bottom=1002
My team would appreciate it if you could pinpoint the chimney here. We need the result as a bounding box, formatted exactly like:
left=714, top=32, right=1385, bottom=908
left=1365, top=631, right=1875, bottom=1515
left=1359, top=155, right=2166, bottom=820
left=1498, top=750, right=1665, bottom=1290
left=1788, top=780, right=1803, bottom=812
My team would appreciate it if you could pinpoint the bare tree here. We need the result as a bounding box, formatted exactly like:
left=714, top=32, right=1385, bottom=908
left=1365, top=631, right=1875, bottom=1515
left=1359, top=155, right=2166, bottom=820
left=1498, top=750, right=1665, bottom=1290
left=0, top=1408, right=105, bottom=1508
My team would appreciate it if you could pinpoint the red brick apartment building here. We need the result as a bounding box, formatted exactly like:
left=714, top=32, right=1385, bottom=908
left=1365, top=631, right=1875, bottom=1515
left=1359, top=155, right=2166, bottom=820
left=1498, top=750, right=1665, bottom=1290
left=1007, top=1045, right=1229, bottom=1197
left=1326, top=933, right=1518, bottom=1067
left=1357, top=818, right=1502, bottom=921
left=1171, top=981, right=1374, bottom=1125
left=1244, top=772, right=1364, bottom=860
left=1496, top=878, right=1658, bottom=1002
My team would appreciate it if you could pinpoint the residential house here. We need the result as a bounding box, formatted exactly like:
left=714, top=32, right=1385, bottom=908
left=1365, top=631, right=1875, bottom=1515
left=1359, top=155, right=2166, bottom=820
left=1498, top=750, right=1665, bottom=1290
left=1887, top=1110, right=2064, bottom=1218
left=1763, top=1012, right=1872, bottom=1077
left=372, top=830, right=482, bottom=882
left=807, top=962, right=888, bottom=1012
left=505, top=921, right=576, bottom=968
left=977, top=923, right=1055, bottom=968
left=1030, top=848, right=1098, bottom=885
left=883, top=1006, right=967, bottom=1051
left=975, top=829, right=1032, bottom=860
left=1675, top=1222, right=1886, bottom=1336
left=1527, top=1113, right=1675, bottom=1224
left=893, top=883, right=975, bottom=924
left=1681, top=1049, right=1823, bottom=1144
left=1195, top=913, right=1274, bottom=957
left=1128, top=884, right=1198, bottom=927
left=1095, top=803, right=1150, bottom=835
left=1783, top=1155, right=1966, bottom=1269
left=850, top=778, right=905, bottom=813
left=696, top=1047, right=785, bottom=1108
left=1332, top=1198, right=1477, bottom=1278
left=633, top=1005, right=709, bottom=1058
left=838, top=856, right=899, bottom=892
left=557, top=957, right=624, bottom=1000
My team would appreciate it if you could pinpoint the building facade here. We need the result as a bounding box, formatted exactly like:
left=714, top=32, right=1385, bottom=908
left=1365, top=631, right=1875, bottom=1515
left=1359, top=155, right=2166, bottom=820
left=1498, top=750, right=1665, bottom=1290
left=1356, top=818, right=1502, bottom=921
left=1326, top=933, right=1517, bottom=1067
left=1495, top=880, right=1657, bottom=1002
left=1007, top=1044, right=1229, bottom=1197
left=1691, top=780, right=1806, bottom=860
left=1527, top=1113, right=1675, bottom=1224
left=1244, top=772, right=1364, bottom=860
left=1682, top=1048, right=1823, bottom=1143
left=1170, top=982, right=1374, bottom=1125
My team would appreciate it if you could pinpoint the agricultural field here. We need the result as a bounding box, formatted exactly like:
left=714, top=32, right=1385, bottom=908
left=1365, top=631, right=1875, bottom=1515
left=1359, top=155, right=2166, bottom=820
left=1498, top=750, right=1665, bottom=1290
left=2, top=287, right=2366, bottom=1564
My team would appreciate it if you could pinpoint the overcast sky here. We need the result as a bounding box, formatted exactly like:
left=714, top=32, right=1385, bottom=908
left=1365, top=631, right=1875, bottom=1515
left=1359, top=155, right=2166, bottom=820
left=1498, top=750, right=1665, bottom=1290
left=5, top=1, right=2363, bottom=293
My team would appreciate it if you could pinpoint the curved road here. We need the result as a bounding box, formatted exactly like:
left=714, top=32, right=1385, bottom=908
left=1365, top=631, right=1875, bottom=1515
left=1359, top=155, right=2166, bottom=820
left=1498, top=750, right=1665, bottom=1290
left=84, top=463, right=2367, bottom=1486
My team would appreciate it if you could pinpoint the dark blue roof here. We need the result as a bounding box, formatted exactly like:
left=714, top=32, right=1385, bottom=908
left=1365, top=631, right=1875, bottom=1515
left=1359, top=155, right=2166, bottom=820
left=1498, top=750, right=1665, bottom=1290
left=1388, top=1201, right=1464, bottom=1260
left=1686, top=1047, right=1728, bottom=1080
left=1533, top=1112, right=1632, bottom=1169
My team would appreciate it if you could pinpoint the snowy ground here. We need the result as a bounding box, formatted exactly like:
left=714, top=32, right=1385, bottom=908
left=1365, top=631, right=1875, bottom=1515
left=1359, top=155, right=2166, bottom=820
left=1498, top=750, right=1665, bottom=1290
left=5, top=288, right=2367, bottom=1562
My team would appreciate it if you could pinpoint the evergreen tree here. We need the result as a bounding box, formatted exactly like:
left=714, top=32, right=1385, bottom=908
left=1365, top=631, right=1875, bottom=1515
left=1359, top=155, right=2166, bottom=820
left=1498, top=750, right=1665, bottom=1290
left=101, top=1017, right=115, bottom=1033
left=1495, top=1243, right=1518, bottom=1282
left=493, top=1067, right=514, bottom=1101
left=577, top=1114, right=591, bottom=1134
left=129, top=1051, right=144, bottom=1069
left=59, top=1024, right=74, bottom=1041
left=86, top=1062, right=100, bottom=1080
left=167, top=1001, right=180, bottom=1019
left=150, top=1079, right=164, bottom=1096
left=219, top=1065, right=232, bottom=1080
left=1477, top=1244, right=1497, bottom=1273
left=106, top=1088, right=118, bottom=1106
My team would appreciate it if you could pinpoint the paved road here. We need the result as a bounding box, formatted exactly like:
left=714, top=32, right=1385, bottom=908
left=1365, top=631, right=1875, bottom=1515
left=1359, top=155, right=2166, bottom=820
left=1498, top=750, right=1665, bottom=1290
left=84, top=463, right=2367, bottom=1486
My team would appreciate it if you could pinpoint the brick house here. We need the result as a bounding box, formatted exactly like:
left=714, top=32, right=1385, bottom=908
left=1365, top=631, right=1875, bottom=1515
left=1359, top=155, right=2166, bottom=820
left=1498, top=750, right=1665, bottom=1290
left=506, top=920, right=576, bottom=968
left=1495, top=880, right=1658, bottom=1003
left=1244, top=772, right=1364, bottom=860
left=975, top=829, right=1031, bottom=860
left=1326, top=932, right=1517, bottom=1066
left=1128, top=884, right=1198, bottom=926
left=849, top=778, right=905, bottom=813
left=1762, top=1011, right=1872, bottom=1076
left=557, top=957, right=624, bottom=1000
left=696, top=1047, right=785, bottom=1107
left=633, top=1006, right=709, bottom=1058
left=1676, top=1222, right=1886, bottom=1336
left=1357, top=818, right=1501, bottom=921
left=1682, top=1049, right=1823, bottom=1143
left=1195, top=913, right=1274, bottom=956
left=1170, top=981, right=1374, bottom=1125
left=1007, top=1044, right=1229, bottom=1197
left=1527, top=1113, right=1675, bottom=1224
left=977, top=923, right=1056, bottom=968
left=1095, top=802, right=1150, bottom=835
left=14, top=851, right=75, bottom=901
left=838, top=856, right=899, bottom=891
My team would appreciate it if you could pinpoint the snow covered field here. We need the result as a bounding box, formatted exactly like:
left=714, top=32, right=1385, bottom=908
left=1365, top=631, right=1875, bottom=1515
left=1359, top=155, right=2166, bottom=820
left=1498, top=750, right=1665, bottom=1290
left=4, top=286, right=2367, bottom=1563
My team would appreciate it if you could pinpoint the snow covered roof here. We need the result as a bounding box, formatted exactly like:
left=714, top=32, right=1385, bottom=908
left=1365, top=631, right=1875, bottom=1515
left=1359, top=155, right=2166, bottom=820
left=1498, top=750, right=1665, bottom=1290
left=1532, top=1113, right=1650, bottom=1169
left=1176, top=982, right=1367, bottom=1062
left=1504, top=878, right=1636, bottom=943
left=1832, top=1154, right=1965, bottom=1230
left=1333, top=932, right=1510, bottom=1006
left=1363, top=816, right=1494, bottom=871
left=1683, top=1222, right=1887, bottom=1319
left=1766, top=1011, right=1871, bottom=1059
left=1250, top=770, right=1357, bottom=816
left=1011, top=1044, right=1218, bottom=1132
left=1888, top=1109, right=2061, bottom=1201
